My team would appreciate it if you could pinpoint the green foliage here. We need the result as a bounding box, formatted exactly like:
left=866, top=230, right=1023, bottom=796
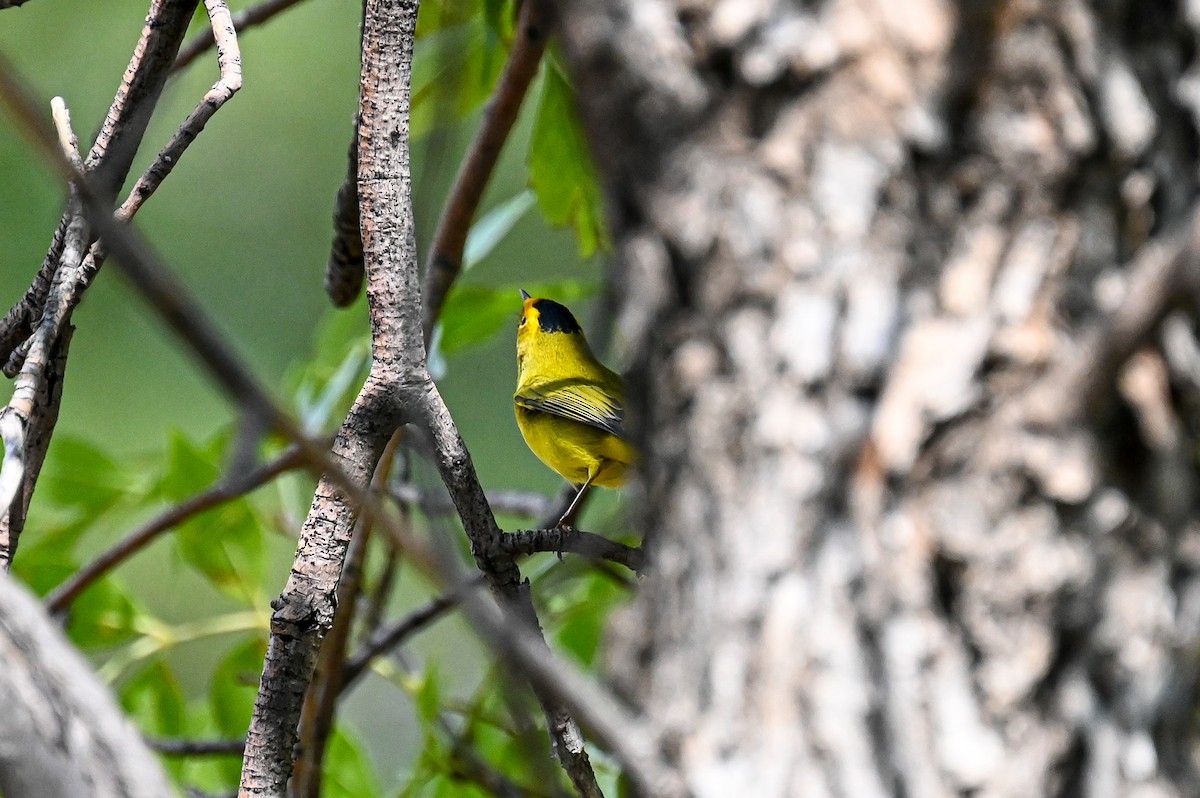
left=41, top=436, right=134, bottom=516
left=528, top=60, right=611, bottom=258
left=67, top=577, right=143, bottom=650
left=151, top=431, right=266, bottom=603
left=412, top=17, right=509, bottom=140
left=210, top=637, right=267, bottom=739
left=121, top=658, right=187, bottom=737
left=548, top=570, right=627, bottom=667
left=463, top=190, right=537, bottom=271
left=325, top=726, right=384, bottom=798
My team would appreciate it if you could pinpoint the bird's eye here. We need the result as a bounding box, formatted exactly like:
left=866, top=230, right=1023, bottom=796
left=518, top=316, right=527, bottom=327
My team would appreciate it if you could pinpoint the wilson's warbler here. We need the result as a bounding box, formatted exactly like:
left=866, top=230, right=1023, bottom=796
left=514, top=290, right=635, bottom=528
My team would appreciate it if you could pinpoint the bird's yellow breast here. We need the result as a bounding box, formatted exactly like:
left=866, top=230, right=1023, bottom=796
left=514, top=405, right=633, bottom=488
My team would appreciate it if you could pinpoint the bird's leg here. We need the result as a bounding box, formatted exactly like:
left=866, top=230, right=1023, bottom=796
left=555, top=470, right=599, bottom=529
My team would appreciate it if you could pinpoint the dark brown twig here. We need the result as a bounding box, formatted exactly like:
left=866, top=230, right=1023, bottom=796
left=420, top=0, right=553, bottom=342
left=149, top=738, right=247, bottom=757
left=501, top=528, right=643, bottom=572
left=45, top=445, right=306, bottom=616
left=341, top=575, right=484, bottom=688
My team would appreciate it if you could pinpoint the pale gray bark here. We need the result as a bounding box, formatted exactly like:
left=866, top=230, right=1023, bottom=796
left=0, top=570, right=173, bottom=798
left=559, top=0, right=1200, bottom=795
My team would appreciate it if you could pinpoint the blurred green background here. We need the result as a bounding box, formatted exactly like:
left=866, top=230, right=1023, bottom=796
left=0, top=0, right=619, bottom=793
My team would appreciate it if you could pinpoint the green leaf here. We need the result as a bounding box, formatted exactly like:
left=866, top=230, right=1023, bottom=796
left=120, top=659, right=186, bottom=737
left=324, top=726, right=382, bottom=798
left=67, top=578, right=141, bottom=649
left=414, top=665, right=442, bottom=726
left=417, top=0, right=513, bottom=38
left=210, top=636, right=266, bottom=738
left=154, top=429, right=222, bottom=502
left=174, top=497, right=265, bottom=602
left=12, top=517, right=89, bottom=594
left=411, top=18, right=508, bottom=140
left=554, top=579, right=621, bottom=666
left=463, top=190, right=536, bottom=271
left=438, top=280, right=596, bottom=356
left=528, top=62, right=610, bottom=258
left=40, top=435, right=131, bottom=515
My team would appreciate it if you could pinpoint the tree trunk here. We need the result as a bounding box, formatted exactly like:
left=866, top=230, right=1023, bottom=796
left=558, top=0, right=1200, bottom=795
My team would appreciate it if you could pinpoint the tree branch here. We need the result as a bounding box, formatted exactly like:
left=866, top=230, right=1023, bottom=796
left=292, top=434, right=400, bottom=798
left=0, top=0, right=241, bottom=568
left=174, top=0, right=306, bottom=72
left=420, top=0, right=553, bottom=340
left=501, top=528, right=644, bottom=572
left=0, top=0, right=200, bottom=368
left=150, top=738, right=247, bottom=757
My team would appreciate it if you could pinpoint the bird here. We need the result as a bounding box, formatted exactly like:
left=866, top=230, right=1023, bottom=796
left=514, top=290, right=635, bottom=528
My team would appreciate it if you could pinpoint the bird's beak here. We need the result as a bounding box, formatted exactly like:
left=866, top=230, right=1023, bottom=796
left=520, top=289, right=531, bottom=301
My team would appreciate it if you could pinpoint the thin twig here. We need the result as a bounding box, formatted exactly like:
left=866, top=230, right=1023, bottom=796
left=0, top=96, right=91, bottom=568
left=390, top=483, right=556, bottom=519
left=149, top=738, right=247, bottom=757
left=173, top=0, right=307, bottom=72
left=341, top=575, right=484, bottom=688
left=45, top=445, right=307, bottom=616
left=501, top=528, right=643, bottom=572
left=0, top=0, right=197, bottom=369
left=420, top=0, right=553, bottom=342
left=117, top=0, right=243, bottom=225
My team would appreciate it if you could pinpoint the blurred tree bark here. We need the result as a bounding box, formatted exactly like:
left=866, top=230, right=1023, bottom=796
left=559, top=0, right=1200, bottom=795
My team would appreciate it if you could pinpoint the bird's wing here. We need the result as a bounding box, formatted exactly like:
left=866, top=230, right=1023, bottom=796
left=515, top=378, right=625, bottom=438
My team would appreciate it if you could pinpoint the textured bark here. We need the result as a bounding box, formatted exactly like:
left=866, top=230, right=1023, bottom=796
left=0, top=570, right=172, bottom=798
left=559, top=0, right=1200, bottom=795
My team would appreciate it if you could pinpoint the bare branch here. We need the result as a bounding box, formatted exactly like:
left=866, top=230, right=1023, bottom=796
left=421, top=0, right=553, bottom=341
left=0, top=0, right=216, bottom=566
left=114, top=0, right=243, bottom=226
left=0, top=0, right=199, bottom=368
left=458, top=583, right=687, bottom=798
left=390, top=482, right=558, bottom=519
left=501, top=528, right=644, bottom=572
left=45, top=445, right=307, bottom=616
left=150, top=738, right=247, bottom=757
left=174, top=0, right=307, bottom=72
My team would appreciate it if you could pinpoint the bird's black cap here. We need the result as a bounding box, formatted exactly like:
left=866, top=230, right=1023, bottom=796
left=532, top=298, right=582, bottom=334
